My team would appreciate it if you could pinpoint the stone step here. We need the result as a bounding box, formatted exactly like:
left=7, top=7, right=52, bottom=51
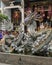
left=0, top=63, right=11, bottom=65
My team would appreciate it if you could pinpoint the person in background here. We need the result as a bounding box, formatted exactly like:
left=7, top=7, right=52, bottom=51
left=0, top=30, right=3, bottom=40
left=51, top=16, right=52, bottom=27
left=13, top=10, right=20, bottom=24
left=0, top=30, right=5, bottom=49
left=41, top=6, right=45, bottom=16
left=13, top=10, right=21, bottom=30
left=40, top=6, right=45, bottom=23
left=46, top=16, right=51, bottom=28
left=24, top=7, right=32, bottom=33
left=48, top=5, right=52, bottom=19
left=47, top=5, right=52, bottom=28
left=27, top=7, right=32, bottom=16
left=32, top=5, right=41, bottom=31
left=13, top=10, right=19, bottom=22
left=24, top=7, right=32, bottom=17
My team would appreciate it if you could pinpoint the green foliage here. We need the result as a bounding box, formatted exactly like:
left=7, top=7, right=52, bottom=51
left=0, top=13, right=8, bottom=22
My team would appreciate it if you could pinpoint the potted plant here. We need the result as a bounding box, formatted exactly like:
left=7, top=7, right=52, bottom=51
left=0, top=13, right=9, bottom=30
left=0, top=13, right=8, bottom=23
